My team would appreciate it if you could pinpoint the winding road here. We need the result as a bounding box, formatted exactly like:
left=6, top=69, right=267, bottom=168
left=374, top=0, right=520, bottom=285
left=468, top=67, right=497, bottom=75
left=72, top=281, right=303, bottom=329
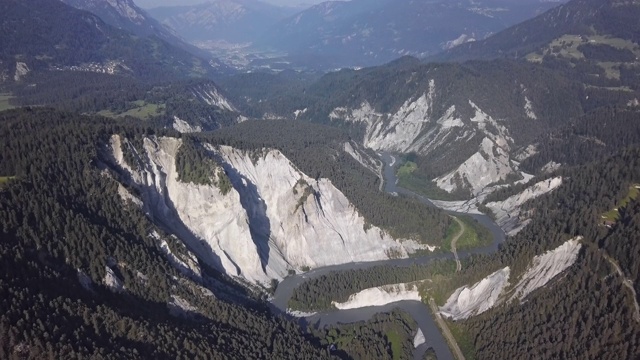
left=269, top=152, right=506, bottom=360
left=450, top=216, right=465, bottom=273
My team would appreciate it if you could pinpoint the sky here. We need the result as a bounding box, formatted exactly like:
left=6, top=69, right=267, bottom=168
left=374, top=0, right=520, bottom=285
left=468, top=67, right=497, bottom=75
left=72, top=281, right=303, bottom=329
left=135, top=0, right=328, bottom=9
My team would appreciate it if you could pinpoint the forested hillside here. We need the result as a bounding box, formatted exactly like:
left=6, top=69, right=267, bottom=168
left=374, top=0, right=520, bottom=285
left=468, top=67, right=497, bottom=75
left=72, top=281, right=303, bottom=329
left=0, top=107, right=443, bottom=360
left=0, top=0, right=218, bottom=82
left=0, top=108, right=332, bottom=359
left=520, top=107, right=640, bottom=173
left=433, top=0, right=640, bottom=62
left=461, top=148, right=640, bottom=358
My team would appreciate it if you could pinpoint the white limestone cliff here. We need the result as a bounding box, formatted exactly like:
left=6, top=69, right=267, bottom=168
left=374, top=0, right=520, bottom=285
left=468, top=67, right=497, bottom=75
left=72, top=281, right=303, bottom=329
left=109, top=135, right=270, bottom=284
left=108, top=135, right=419, bottom=286
left=331, top=80, right=440, bottom=154
left=214, top=145, right=415, bottom=271
left=435, top=102, right=518, bottom=195
left=413, top=328, right=426, bottom=348
left=104, top=266, right=125, bottom=293
left=486, top=177, right=563, bottom=236
left=439, top=238, right=582, bottom=320
left=330, top=85, right=522, bottom=196
left=332, top=282, right=422, bottom=310
left=439, top=267, right=510, bottom=320
left=14, top=62, right=29, bottom=82
left=172, top=116, right=202, bottom=133
left=509, top=237, right=582, bottom=301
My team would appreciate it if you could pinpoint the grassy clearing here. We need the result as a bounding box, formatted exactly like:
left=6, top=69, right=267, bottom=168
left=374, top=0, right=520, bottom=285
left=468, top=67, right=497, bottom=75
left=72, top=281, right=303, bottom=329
left=385, top=330, right=403, bottom=360
left=602, top=184, right=640, bottom=222
left=598, top=61, right=621, bottom=80
left=442, top=218, right=461, bottom=252
left=446, top=321, right=476, bottom=360
left=0, top=176, right=15, bottom=188
left=585, top=84, right=634, bottom=92
left=396, top=161, right=469, bottom=201
left=527, top=34, right=640, bottom=63
left=0, top=93, right=16, bottom=111
left=98, top=101, right=165, bottom=120
left=442, top=216, right=492, bottom=252
left=419, top=273, right=456, bottom=306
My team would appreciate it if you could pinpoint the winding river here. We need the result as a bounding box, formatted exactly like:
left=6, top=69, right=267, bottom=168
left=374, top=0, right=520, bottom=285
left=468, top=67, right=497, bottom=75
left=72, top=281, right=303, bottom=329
left=270, top=153, right=506, bottom=360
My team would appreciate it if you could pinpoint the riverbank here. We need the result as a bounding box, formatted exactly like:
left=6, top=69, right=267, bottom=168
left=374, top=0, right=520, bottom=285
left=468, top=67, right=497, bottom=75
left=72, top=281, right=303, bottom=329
left=268, top=152, right=506, bottom=360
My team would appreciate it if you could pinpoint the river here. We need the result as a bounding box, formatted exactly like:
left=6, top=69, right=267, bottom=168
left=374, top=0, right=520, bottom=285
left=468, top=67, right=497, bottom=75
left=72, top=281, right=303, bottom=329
left=270, top=152, right=506, bottom=360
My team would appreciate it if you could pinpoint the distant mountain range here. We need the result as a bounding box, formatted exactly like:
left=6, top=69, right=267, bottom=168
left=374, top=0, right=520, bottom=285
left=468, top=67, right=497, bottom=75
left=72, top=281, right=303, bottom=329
left=259, top=0, right=567, bottom=67
left=221, top=0, right=640, bottom=197
left=59, top=0, right=213, bottom=58
left=431, top=0, right=640, bottom=62
left=0, top=0, right=222, bottom=82
left=144, top=0, right=566, bottom=69
left=147, top=0, right=298, bottom=43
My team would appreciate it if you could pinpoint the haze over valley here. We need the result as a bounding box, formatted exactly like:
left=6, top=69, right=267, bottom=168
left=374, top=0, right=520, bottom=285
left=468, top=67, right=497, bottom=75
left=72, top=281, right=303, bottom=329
left=1, top=0, right=639, bottom=359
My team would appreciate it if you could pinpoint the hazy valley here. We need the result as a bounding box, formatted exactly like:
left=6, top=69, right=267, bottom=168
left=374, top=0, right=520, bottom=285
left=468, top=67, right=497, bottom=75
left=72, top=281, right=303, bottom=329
left=1, top=0, right=639, bottom=359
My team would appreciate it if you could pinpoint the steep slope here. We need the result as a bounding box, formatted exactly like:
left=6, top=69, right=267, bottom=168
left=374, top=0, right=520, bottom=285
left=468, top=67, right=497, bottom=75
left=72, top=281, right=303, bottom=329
left=301, top=60, right=582, bottom=196
left=0, top=0, right=218, bottom=82
left=107, top=133, right=440, bottom=285
left=260, top=0, right=564, bottom=68
left=519, top=107, right=640, bottom=174
left=434, top=0, right=640, bottom=62
left=148, top=0, right=296, bottom=43
left=59, top=0, right=215, bottom=59
left=450, top=147, right=640, bottom=358
left=0, top=108, right=329, bottom=359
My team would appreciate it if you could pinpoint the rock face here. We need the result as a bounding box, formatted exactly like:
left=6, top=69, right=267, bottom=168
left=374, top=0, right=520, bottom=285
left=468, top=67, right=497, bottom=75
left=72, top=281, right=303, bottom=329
left=509, top=237, right=582, bottom=301
left=332, top=282, right=422, bottom=310
left=434, top=101, right=518, bottom=195
left=103, top=266, right=125, bottom=293
left=486, top=177, right=563, bottom=236
left=14, top=62, right=29, bottom=81
left=108, top=135, right=416, bottom=285
left=413, top=329, right=426, bottom=349
left=214, top=145, right=414, bottom=273
left=190, top=83, right=236, bottom=112
left=172, top=116, right=202, bottom=133
left=440, top=267, right=510, bottom=320
left=330, top=80, right=524, bottom=196
left=439, top=238, right=582, bottom=320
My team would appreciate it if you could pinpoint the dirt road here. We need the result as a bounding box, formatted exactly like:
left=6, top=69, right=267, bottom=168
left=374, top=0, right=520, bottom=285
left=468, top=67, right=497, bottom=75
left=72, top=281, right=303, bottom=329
left=428, top=298, right=466, bottom=360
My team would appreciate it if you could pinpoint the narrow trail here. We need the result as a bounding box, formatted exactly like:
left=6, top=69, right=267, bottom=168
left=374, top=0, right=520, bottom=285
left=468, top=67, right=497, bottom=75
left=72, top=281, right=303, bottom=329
left=450, top=216, right=465, bottom=273
left=603, top=252, right=640, bottom=323
left=429, top=298, right=466, bottom=360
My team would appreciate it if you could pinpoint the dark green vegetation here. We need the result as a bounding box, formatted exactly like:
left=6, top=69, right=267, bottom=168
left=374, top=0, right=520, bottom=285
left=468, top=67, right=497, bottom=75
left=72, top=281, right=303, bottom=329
left=448, top=148, right=640, bottom=359
left=6, top=70, right=238, bottom=131
left=216, top=70, right=321, bottom=118
left=289, top=140, right=640, bottom=359
left=310, top=310, right=417, bottom=360
left=289, top=261, right=456, bottom=312
left=521, top=107, right=640, bottom=173
left=0, top=108, right=335, bottom=359
left=601, top=184, right=640, bottom=223
left=175, top=136, right=232, bottom=194
left=442, top=216, right=492, bottom=252
left=0, top=0, right=217, bottom=82
left=0, top=93, right=14, bottom=111
left=396, top=158, right=468, bottom=201
left=204, top=120, right=453, bottom=246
